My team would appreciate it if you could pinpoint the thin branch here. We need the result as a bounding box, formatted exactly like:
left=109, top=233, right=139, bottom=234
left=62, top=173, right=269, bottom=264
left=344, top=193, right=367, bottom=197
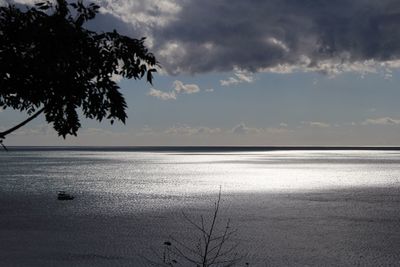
left=209, top=230, right=237, bottom=243
left=210, top=250, right=243, bottom=265
left=213, top=242, right=241, bottom=260
left=203, top=187, right=222, bottom=266
left=196, top=237, right=204, bottom=259
left=208, top=222, right=231, bottom=257
left=182, top=211, right=209, bottom=237
left=201, top=215, right=208, bottom=245
left=172, top=245, right=202, bottom=265
left=169, top=236, right=202, bottom=257
left=156, top=187, right=244, bottom=267
left=0, top=107, right=45, bottom=139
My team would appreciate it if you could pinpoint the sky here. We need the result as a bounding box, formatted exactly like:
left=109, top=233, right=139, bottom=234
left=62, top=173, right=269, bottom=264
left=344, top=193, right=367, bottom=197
left=2, top=0, right=400, bottom=146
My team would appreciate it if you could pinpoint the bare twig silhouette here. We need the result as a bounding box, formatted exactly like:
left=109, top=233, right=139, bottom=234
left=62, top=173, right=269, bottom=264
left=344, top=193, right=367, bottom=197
left=146, top=188, right=243, bottom=266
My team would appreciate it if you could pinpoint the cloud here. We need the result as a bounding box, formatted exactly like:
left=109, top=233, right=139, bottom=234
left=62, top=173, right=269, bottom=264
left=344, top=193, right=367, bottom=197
left=148, top=80, right=204, bottom=100
left=76, top=0, right=400, bottom=76
left=231, top=123, right=260, bottom=135
left=95, top=0, right=181, bottom=31
left=173, top=80, right=200, bottom=94
left=6, top=0, right=37, bottom=5
left=165, top=125, right=221, bottom=136
left=164, top=123, right=289, bottom=136
left=301, top=121, right=331, bottom=128
left=362, top=117, right=400, bottom=126
left=231, top=123, right=290, bottom=135
left=220, top=68, right=254, bottom=86
left=148, top=88, right=177, bottom=100
left=8, top=0, right=400, bottom=77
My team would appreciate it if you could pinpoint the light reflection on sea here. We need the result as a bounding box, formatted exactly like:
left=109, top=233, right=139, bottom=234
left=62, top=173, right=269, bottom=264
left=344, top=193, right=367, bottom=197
left=2, top=150, right=400, bottom=196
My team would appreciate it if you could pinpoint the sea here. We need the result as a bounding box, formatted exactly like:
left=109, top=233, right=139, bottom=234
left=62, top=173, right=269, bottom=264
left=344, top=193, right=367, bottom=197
left=1, top=147, right=400, bottom=266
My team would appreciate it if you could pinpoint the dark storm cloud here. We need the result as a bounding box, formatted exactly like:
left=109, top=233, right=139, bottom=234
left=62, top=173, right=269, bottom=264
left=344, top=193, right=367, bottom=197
left=147, top=0, right=400, bottom=74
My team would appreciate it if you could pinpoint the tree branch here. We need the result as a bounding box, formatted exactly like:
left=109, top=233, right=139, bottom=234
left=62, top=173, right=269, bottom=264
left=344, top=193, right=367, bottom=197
left=0, top=107, right=45, bottom=140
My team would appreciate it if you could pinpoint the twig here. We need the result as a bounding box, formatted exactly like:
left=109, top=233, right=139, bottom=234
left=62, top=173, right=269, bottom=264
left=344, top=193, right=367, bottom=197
left=149, top=187, right=242, bottom=267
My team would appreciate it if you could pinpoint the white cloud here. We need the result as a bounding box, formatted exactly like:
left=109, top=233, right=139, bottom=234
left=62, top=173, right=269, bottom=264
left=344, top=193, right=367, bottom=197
left=231, top=124, right=246, bottom=134
left=265, top=127, right=292, bottom=134
left=173, top=80, right=199, bottom=94
left=220, top=68, right=254, bottom=86
left=148, top=88, right=177, bottom=100
left=266, top=37, right=290, bottom=53
left=231, top=123, right=260, bottom=135
left=133, top=123, right=285, bottom=137
left=148, top=80, right=206, bottom=100
left=234, top=70, right=254, bottom=83
left=362, top=117, right=400, bottom=126
left=220, top=77, right=239, bottom=86
left=143, top=123, right=291, bottom=136
left=260, top=57, right=400, bottom=78
left=165, top=125, right=221, bottom=136
left=230, top=123, right=290, bottom=135
left=95, top=0, right=181, bottom=31
left=9, top=0, right=39, bottom=5
left=301, top=121, right=331, bottom=128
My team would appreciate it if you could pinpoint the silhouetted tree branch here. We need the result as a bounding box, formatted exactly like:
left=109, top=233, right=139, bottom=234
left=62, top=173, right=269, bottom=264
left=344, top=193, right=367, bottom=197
left=146, top=188, right=244, bottom=267
left=0, top=107, right=45, bottom=139
left=0, top=0, right=158, bottom=148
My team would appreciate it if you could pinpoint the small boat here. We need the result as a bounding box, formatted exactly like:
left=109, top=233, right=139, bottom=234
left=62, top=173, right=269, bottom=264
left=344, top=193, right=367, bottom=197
left=57, top=191, right=74, bottom=200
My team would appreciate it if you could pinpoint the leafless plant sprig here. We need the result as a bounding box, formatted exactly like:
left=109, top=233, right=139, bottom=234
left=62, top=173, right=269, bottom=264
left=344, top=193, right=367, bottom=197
left=146, top=188, right=244, bottom=267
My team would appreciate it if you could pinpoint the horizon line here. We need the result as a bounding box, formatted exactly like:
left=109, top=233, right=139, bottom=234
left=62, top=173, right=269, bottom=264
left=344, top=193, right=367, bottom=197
left=5, top=145, right=400, bottom=151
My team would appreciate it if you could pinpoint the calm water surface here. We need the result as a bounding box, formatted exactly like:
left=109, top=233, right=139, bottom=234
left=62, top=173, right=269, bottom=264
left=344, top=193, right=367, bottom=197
left=1, top=149, right=400, bottom=266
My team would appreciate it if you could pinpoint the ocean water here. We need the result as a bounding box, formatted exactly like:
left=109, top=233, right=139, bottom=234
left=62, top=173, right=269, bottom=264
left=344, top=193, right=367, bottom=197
left=1, top=148, right=400, bottom=266
left=3, top=148, right=400, bottom=196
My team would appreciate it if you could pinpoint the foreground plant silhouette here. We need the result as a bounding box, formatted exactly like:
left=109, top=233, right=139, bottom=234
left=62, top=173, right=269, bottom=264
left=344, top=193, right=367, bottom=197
left=0, top=0, right=157, bottom=148
left=147, top=189, right=244, bottom=267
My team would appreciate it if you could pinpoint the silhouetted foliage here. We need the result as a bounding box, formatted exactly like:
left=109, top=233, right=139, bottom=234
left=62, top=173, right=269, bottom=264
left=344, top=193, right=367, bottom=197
left=0, top=0, right=157, bottom=140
